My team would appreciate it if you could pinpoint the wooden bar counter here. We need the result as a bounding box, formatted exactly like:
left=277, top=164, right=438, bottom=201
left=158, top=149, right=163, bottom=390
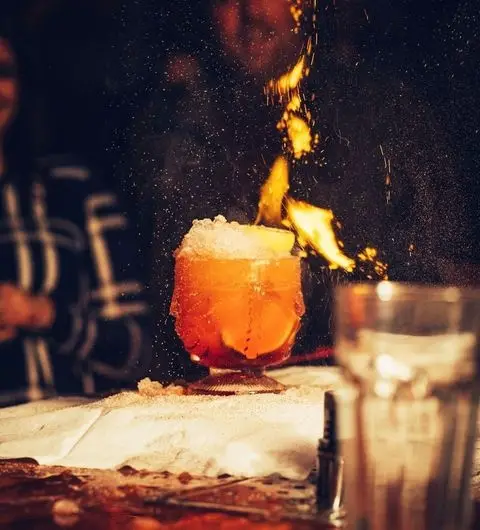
left=1, top=460, right=480, bottom=529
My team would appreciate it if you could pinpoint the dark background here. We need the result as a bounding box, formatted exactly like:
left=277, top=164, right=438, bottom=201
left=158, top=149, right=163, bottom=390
left=1, top=0, right=479, bottom=252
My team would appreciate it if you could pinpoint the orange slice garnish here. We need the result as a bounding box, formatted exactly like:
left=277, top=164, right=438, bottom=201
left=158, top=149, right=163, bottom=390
left=241, top=225, right=295, bottom=255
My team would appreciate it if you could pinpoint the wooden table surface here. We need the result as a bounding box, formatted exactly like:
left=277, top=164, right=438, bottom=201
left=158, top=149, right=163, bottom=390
left=1, top=460, right=480, bottom=530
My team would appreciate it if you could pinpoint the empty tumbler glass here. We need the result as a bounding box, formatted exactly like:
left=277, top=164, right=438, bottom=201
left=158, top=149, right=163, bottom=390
left=334, top=282, right=480, bottom=530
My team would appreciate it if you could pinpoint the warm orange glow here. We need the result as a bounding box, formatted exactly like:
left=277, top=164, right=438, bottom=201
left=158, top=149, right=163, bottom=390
left=254, top=1, right=389, bottom=278
left=286, top=198, right=356, bottom=271
left=286, top=93, right=302, bottom=112
left=269, top=57, right=315, bottom=158
left=255, top=156, right=289, bottom=226
left=285, top=115, right=313, bottom=158
left=256, top=157, right=355, bottom=271
left=256, top=158, right=388, bottom=276
left=268, top=55, right=305, bottom=97
left=290, top=1, right=303, bottom=28
left=357, top=247, right=389, bottom=280
left=264, top=1, right=318, bottom=159
left=171, top=256, right=304, bottom=365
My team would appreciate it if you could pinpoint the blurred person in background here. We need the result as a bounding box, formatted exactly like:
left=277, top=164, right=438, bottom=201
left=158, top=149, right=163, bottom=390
left=0, top=33, right=151, bottom=406
left=129, top=0, right=478, bottom=380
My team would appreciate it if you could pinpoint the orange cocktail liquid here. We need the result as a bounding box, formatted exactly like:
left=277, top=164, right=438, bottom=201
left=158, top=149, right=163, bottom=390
left=170, top=256, right=305, bottom=370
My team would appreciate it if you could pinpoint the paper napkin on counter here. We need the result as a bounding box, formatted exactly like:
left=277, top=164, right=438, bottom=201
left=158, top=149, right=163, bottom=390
left=0, top=367, right=341, bottom=479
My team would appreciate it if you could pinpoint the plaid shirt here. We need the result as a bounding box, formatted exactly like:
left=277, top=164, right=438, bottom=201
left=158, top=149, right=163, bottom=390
left=0, top=156, right=151, bottom=406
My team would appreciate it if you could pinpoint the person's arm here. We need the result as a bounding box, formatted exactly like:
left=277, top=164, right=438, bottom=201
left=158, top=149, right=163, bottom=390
left=47, top=178, right=152, bottom=382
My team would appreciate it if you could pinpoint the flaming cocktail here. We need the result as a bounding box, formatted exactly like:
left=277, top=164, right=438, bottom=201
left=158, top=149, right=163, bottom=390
left=170, top=216, right=305, bottom=394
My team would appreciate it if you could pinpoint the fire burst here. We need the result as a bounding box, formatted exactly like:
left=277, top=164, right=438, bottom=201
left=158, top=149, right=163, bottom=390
left=256, top=0, right=388, bottom=280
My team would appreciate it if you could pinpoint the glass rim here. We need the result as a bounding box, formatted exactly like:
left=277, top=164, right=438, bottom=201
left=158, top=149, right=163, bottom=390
left=335, top=281, right=480, bottom=301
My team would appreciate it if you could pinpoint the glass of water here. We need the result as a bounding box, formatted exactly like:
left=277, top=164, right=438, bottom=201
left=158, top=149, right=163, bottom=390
left=334, top=282, right=480, bottom=530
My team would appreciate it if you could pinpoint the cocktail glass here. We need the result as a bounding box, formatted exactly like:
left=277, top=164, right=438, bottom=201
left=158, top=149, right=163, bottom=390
left=170, top=252, right=305, bottom=394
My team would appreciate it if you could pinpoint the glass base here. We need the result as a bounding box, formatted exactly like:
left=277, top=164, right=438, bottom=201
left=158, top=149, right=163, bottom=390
left=189, top=369, right=286, bottom=395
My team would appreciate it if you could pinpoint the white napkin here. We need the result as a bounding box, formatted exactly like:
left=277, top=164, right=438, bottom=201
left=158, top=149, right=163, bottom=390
left=0, top=367, right=340, bottom=479
left=0, top=396, right=91, bottom=420
left=0, top=406, right=102, bottom=464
